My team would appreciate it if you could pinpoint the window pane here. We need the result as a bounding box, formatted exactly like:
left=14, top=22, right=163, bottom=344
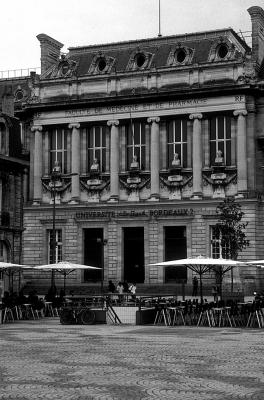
left=95, top=126, right=101, bottom=147
left=183, top=143, right=187, bottom=168
left=210, top=142, right=216, bottom=165
left=226, top=116, right=231, bottom=139
left=141, top=147, right=145, bottom=170
left=57, top=129, right=62, bottom=149
left=127, top=147, right=133, bottom=169
left=102, top=148, right=106, bottom=172
left=168, top=144, right=174, bottom=167
left=182, top=119, right=187, bottom=142
left=102, top=126, right=106, bottom=147
left=210, top=118, right=216, bottom=140
left=175, top=120, right=181, bottom=142
left=218, top=141, right=224, bottom=157
left=88, top=149, right=93, bottom=170
left=168, top=121, right=173, bottom=143
left=226, top=141, right=231, bottom=165
left=127, top=125, right=133, bottom=146
left=88, top=129, right=93, bottom=148
left=134, top=122, right=140, bottom=145
left=218, top=117, right=224, bottom=139
left=175, top=143, right=181, bottom=162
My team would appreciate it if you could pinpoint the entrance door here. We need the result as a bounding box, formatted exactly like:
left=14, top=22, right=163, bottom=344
left=84, top=228, right=103, bottom=282
left=164, top=226, right=187, bottom=283
left=124, top=227, right=144, bottom=283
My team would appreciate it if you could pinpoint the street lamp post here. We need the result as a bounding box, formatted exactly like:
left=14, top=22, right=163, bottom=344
left=96, top=238, right=108, bottom=294
left=49, top=162, right=62, bottom=289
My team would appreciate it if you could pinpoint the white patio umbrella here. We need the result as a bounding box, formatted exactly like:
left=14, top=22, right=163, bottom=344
left=0, top=262, right=32, bottom=292
left=246, top=260, right=264, bottom=266
left=34, top=261, right=100, bottom=292
left=149, top=256, right=246, bottom=301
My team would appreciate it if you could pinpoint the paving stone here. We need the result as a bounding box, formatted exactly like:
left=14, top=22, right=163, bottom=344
left=0, top=320, right=264, bottom=399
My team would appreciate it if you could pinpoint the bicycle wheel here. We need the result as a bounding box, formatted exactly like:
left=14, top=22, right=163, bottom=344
left=60, top=308, right=75, bottom=324
left=80, top=309, right=95, bottom=325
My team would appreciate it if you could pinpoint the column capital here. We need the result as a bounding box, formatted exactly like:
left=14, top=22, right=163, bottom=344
left=147, top=116, right=160, bottom=124
left=233, top=109, right=247, bottom=117
left=189, top=113, right=203, bottom=120
left=68, top=123, right=80, bottom=129
left=31, top=125, right=43, bottom=132
left=107, top=119, right=119, bottom=127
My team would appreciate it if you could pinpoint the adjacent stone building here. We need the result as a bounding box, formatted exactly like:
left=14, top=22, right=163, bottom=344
left=0, top=86, right=29, bottom=294
left=20, top=6, right=264, bottom=294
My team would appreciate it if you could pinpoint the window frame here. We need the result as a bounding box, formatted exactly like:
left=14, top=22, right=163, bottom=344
left=48, top=229, right=62, bottom=264
left=86, top=125, right=107, bottom=173
left=49, top=128, right=68, bottom=174
left=167, top=119, right=188, bottom=168
left=209, top=116, right=232, bottom=166
left=126, top=122, right=146, bottom=170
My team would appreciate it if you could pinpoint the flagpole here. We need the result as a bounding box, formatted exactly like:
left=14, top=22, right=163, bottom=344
left=158, top=0, right=162, bottom=37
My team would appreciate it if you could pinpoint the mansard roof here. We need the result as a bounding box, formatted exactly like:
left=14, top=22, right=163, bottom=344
left=42, top=28, right=250, bottom=79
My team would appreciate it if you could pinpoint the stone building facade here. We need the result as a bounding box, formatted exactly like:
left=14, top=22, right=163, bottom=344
left=0, top=89, right=29, bottom=294
left=20, top=6, right=264, bottom=294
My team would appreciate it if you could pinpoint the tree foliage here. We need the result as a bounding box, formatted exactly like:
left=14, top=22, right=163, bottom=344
left=215, top=198, right=249, bottom=260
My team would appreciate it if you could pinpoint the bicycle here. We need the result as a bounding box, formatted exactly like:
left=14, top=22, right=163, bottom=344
left=59, top=305, right=96, bottom=325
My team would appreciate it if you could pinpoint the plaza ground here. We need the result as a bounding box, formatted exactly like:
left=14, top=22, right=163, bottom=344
left=0, top=318, right=264, bottom=399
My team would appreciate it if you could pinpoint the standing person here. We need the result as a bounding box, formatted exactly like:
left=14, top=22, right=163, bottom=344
left=116, top=282, right=124, bottom=303
left=108, top=280, right=116, bottom=293
left=129, top=282, right=137, bottom=301
left=192, top=276, right=198, bottom=297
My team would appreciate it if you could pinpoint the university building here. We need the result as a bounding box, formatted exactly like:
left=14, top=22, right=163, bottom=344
left=19, top=6, right=264, bottom=294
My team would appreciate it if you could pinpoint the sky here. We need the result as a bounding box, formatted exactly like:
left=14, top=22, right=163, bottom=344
left=1, top=0, right=264, bottom=72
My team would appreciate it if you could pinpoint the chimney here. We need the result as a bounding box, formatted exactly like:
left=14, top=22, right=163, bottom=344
left=248, top=6, right=264, bottom=69
left=2, top=86, right=14, bottom=116
left=36, top=33, right=64, bottom=74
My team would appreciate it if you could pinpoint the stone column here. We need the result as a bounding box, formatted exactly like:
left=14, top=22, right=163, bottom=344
left=233, top=110, right=248, bottom=195
left=189, top=113, right=203, bottom=199
left=31, top=125, right=43, bottom=205
left=107, top=119, right=119, bottom=202
left=69, top=123, right=80, bottom=203
left=147, top=116, right=160, bottom=200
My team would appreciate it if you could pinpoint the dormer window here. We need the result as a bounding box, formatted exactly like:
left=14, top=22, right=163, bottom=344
left=14, top=89, right=24, bottom=102
left=217, top=43, right=228, bottom=59
left=98, top=58, right=107, bottom=72
left=176, top=49, right=187, bottom=63
left=126, top=49, right=154, bottom=71
left=167, top=44, right=194, bottom=66
left=135, top=53, right=146, bottom=68
left=88, top=53, right=115, bottom=75
left=208, top=38, right=236, bottom=62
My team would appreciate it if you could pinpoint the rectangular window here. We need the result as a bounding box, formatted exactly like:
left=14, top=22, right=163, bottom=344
left=0, top=124, right=6, bottom=155
left=126, top=122, right=146, bottom=170
left=209, top=116, right=231, bottom=166
left=48, top=229, right=62, bottom=264
left=87, top=126, right=107, bottom=172
left=49, top=128, right=68, bottom=173
left=167, top=119, right=187, bottom=168
left=211, top=226, right=230, bottom=259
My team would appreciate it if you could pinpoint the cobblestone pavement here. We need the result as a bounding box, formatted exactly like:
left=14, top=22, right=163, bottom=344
left=0, top=319, right=264, bottom=400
